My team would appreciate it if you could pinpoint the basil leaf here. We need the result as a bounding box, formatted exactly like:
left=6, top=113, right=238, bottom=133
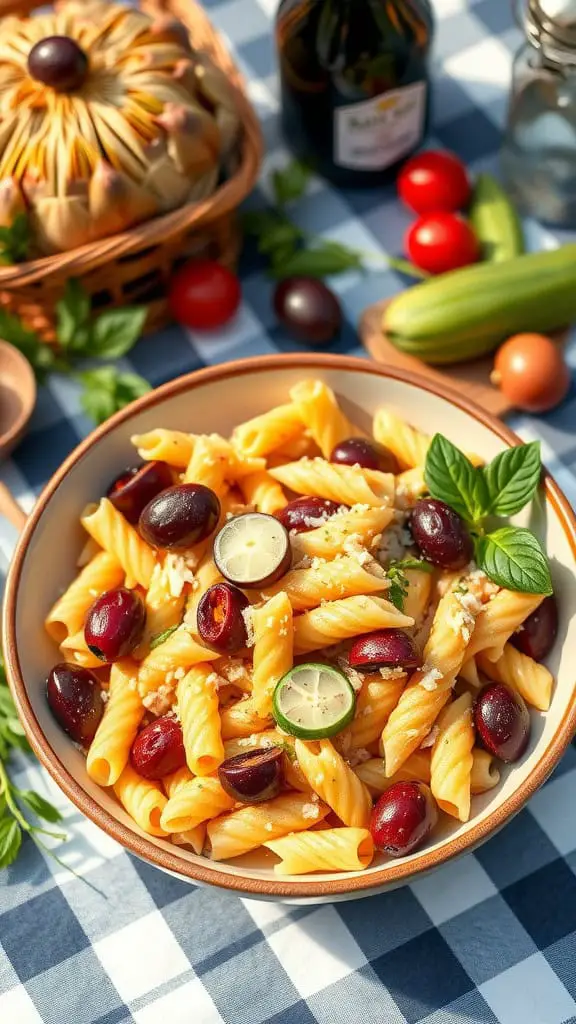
left=19, top=790, right=63, bottom=824
left=386, top=566, right=409, bottom=611
left=272, top=160, right=310, bottom=206
left=56, top=279, right=91, bottom=350
left=425, top=434, right=488, bottom=523
left=270, top=241, right=362, bottom=279
left=79, top=369, right=150, bottom=424
left=149, top=626, right=179, bottom=650
left=482, top=442, right=542, bottom=517
left=89, top=307, right=147, bottom=359
left=0, top=818, right=22, bottom=869
left=476, top=527, right=553, bottom=595
left=392, top=558, right=434, bottom=573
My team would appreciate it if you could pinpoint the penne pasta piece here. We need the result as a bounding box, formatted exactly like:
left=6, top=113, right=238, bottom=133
left=114, top=763, right=167, bottom=837
left=354, top=750, right=431, bottom=795
left=207, top=792, right=330, bottom=861
left=294, top=739, right=373, bottom=828
left=289, top=379, right=359, bottom=459
left=81, top=498, right=156, bottom=589
left=430, top=693, right=474, bottom=822
left=178, top=663, right=225, bottom=776
left=294, top=595, right=413, bottom=654
left=161, top=776, right=234, bottom=833
left=251, top=595, right=293, bottom=718
left=292, top=505, right=393, bottom=561
left=265, top=827, right=374, bottom=874
left=477, top=645, right=553, bottom=711
left=46, top=551, right=124, bottom=644
left=261, top=555, right=388, bottom=611
left=269, top=458, right=394, bottom=508
left=232, top=404, right=304, bottom=458
left=87, top=660, right=144, bottom=787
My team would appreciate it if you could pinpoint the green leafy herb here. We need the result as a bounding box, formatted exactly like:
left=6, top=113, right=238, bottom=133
left=149, top=625, right=179, bottom=650
left=424, top=434, right=488, bottom=523
left=0, top=652, right=67, bottom=870
left=392, top=557, right=434, bottom=573
left=269, top=241, right=363, bottom=279
left=79, top=368, right=151, bottom=425
left=0, top=280, right=150, bottom=424
left=0, top=213, right=31, bottom=265
left=481, top=442, right=542, bottom=517
left=475, top=528, right=552, bottom=595
left=386, top=565, right=410, bottom=611
left=271, top=160, right=311, bottom=206
left=424, top=436, right=552, bottom=595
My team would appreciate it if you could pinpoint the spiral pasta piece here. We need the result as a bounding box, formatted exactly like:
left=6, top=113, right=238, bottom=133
left=269, top=458, right=394, bottom=508
left=114, top=764, right=167, bottom=837
left=239, top=470, right=288, bottom=515
left=252, top=594, right=293, bottom=717
left=477, top=645, right=553, bottom=711
left=294, top=739, right=373, bottom=827
left=337, top=674, right=406, bottom=752
left=81, top=498, right=156, bottom=589
left=471, top=749, right=501, bottom=794
left=137, top=628, right=218, bottom=699
left=262, top=556, right=387, bottom=611
left=463, top=590, right=544, bottom=667
left=220, top=696, right=273, bottom=739
left=373, top=409, right=431, bottom=470
left=207, top=792, right=330, bottom=861
left=289, top=379, right=358, bottom=459
left=293, top=506, right=394, bottom=561
left=395, top=466, right=429, bottom=510
left=382, top=587, right=478, bottom=776
left=265, top=827, right=374, bottom=874
left=232, top=404, right=304, bottom=458
left=143, top=559, right=186, bottom=653
left=161, top=776, right=235, bottom=833
left=267, top=432, right=320, bottom=465
left=87, top=660, right=144, bottom=786
left=131, top=429, right=194, bottom=468
left=45, top=551, right=124, bottom=644
left=293, top=595, right=413, bottom=654
left=183, top=434, right=229, bottom=494
left=178, top=663, right=225, bottom=776
left=162, top=767, right=206, bottom=853
left=354, top=750, right=431, bottom=795
left=430, top=693, right=474, bottom=822
left=403, top=569, right=433, bottom=626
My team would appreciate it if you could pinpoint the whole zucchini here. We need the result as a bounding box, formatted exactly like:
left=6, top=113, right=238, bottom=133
left=384, top=244, right=576, bottom=365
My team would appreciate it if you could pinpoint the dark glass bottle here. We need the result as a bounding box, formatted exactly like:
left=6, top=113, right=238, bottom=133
left=276, top=0, right=434, bottom=187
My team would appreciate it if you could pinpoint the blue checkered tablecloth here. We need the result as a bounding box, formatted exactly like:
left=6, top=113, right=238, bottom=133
left=1, top=1, right=576, bottom=1022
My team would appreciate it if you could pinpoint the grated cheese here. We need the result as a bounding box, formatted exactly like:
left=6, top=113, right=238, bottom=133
left=379, top=666, right=406, bottom=681
left=336, top=657, right=364, bottom=693
left=264, top=822, right=274, bottom=832
left=419, top=666, right=443, bottom=691
left=347, top=747, right=372, bottom=767
left=164, top=553, right=195, bottom=598
left=420, top=725, right=439, bottom=749
left=302, top=802, right=320, bottom=819
left=241, top=606, right=255, bottom=647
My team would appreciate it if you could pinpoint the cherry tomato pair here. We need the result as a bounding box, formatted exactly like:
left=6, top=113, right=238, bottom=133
left=398, top=151, right=479, bottom=275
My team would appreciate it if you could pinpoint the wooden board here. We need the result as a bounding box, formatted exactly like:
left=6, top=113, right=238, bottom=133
left=359, top=299, right=568, bottom=418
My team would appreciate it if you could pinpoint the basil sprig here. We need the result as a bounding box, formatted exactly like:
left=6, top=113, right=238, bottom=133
left=424, top=436, right=552, bottom=595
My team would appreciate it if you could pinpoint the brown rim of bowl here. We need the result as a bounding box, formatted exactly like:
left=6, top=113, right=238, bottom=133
left=4, top=353, right=576, bottom=899
left=0, top=339, right=37, bottom=449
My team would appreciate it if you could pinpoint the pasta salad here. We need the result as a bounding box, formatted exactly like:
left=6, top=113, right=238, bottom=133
left=44, top=378, right=558, bottom=875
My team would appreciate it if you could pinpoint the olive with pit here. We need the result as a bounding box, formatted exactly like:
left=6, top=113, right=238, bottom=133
left=84, top=587, right=146, bottom=662
left=139, top=483, right=220, bottom=550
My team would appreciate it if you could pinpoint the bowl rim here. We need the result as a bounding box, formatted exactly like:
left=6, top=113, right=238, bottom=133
left=4, top=353, right=576, bottom=898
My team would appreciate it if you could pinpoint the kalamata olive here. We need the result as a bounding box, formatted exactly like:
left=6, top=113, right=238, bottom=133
left=139, top=483, right=220, bottom=550
left=330, top=437, right=399, bottom=474
left=273, top=277, right=342, bottom=344
left=411, top=498, right=473, bottom=570
left=349, top=629, right=419, bottom=672
left=197, top=582, right=250, bottom=654
left=213, top=512, right=291, bottom=588
left=370, top=781, right=438, bottom=857
left=474, top=683, right=530, bottom=763
left=46, top=663, right=103, bottom=744
left=84, top=587, right=146, bottom=662
left=218, top=747, right=284, bottom=804
left=107, top=461, right=174, bottom=525
left=28, top=36, right=89, bottom=91
left=130, top=717, right=186, bottom=780
left=275, top=496, right=348, bottom=534
left=510, top=595, right=558, bottom=662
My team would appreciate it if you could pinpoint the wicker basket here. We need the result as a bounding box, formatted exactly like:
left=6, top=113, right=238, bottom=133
left=0, top=0, right=263, bottom=338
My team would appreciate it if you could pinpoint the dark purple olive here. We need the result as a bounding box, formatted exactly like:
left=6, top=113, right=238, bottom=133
left=107, top=462, right=174, bottom=525
left=411, top=498, right=473, bottom=570
left=84, top=587, right=146, bottom=662
left=197, top=582, right=250, bottom=654
left=213, top=512, right=291, bottom=588
left=275, top=495, right=348, bottom=534
left=130, top=717, right=186, bottom=780
left=139, top=483, right=220, bottom=550
left=218, top=747, right=284, bottom=804
left=273, top=276, right=342, bottom=344
left=370, top=781, right=438, bottom=857
left=474, top=683, right=530, bottom=763
left=46, top=663, right=103, bottom=744
left=349, top=629, right=419, bottom=672
left=28, top=36, right=89, bottom=91
left=330, top=437, right=399, bottom=474
left=510, top=595, right=558, bottom=662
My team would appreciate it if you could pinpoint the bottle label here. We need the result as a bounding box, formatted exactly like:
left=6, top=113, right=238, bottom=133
left=334, top=82, right=427, bottom=171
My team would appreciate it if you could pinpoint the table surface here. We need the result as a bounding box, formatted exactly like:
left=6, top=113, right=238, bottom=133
left=1, top=2, right=576, bottom=1023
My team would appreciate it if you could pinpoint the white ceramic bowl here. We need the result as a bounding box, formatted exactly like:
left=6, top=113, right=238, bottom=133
left=4, top=355, right=576, bottom=903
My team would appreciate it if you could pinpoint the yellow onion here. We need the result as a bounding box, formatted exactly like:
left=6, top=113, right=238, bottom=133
left=0, top=0, right=240, bottom=254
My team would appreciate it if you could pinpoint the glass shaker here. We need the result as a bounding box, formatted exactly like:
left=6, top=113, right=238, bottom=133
left=502, top=0, right=576, bottom=226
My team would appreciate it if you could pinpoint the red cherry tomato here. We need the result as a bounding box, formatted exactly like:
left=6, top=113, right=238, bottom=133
left=398, top=150, right=471, bottom=214
left=169, top=260, right=241, bottom=330
left=406, top=212, right=479, bottom=275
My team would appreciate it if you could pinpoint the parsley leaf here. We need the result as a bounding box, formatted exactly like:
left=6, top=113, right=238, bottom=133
left=149, top=626, right=179, bottom=650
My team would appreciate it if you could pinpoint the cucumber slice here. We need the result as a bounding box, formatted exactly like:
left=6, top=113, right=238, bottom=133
left=273, top=663, right=356, bottom=739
